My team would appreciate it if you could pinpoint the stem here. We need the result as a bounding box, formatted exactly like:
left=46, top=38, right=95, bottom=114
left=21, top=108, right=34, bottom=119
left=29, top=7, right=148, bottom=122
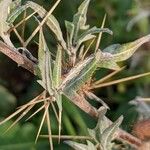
left=40, top=135, right=92, bottom=140
left=0, top=41, right=142, bottom=148
left=0, top=41, right=35, bottom=73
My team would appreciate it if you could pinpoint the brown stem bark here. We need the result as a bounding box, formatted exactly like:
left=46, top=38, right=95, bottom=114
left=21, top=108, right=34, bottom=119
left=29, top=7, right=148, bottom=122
left=0, top=41, right=36, bottom=74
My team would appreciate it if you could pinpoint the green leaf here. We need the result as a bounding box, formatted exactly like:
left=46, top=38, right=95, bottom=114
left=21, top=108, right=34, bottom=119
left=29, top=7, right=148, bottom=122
left=87, top=141, right=96, bottom=150
left=100, top=116, right=123, bottom=149
left=65, top=141, right=88, bottom=150
left=26, top=1, right=66, bottom=49
left=98, top=60, right=120, bottom=70
left=7, top=5, right=27, bottom=24
left=73, top=0, right=90, bottom=43
left=53, top=45, right=62, bottom=88
left=88, top=129, right=96, bottom=141
left=65, top=21, right=75, bottom=48
left=77, top=34, right=96, bottom=49
left=37, top=29, right=54, bottom=95
left=60, top=51, right=101, bottom=93
left=103, top=44, right=121, bottom=53
left=9, top=0, right=21, bottom=13
left=103, top=34, right=150, bottom=62
left=77, top=27, right=113, bottom=42
left=95, top=107, right=108, bottom=136
left=59, top=54, right=94, bottom=91
left=53, top=45, right=62, bottom=110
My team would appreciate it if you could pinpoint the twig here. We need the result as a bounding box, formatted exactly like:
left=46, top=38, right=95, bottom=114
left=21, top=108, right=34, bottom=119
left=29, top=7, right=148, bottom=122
left=0, top=41, right=36, bottom=74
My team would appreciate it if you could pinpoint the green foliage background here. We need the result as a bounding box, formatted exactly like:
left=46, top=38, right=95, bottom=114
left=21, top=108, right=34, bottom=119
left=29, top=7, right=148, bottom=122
left=0, top=0, right=149, bottom=149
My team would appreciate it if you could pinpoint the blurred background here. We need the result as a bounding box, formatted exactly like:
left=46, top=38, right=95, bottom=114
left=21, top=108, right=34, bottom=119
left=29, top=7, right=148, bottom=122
left=0, top=0, right=150, bottom=149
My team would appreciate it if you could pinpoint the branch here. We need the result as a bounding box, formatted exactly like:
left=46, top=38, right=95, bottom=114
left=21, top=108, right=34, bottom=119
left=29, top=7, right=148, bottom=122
left=0, top=41, right=36, bottom=74
left=0, top=41, right=142, bottom=148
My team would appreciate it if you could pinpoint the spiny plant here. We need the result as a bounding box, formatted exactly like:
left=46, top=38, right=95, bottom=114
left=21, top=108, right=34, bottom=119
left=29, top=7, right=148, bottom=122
left=65, top=107, right=123, bottom=150
left=0, top=0, right=150, bottom=149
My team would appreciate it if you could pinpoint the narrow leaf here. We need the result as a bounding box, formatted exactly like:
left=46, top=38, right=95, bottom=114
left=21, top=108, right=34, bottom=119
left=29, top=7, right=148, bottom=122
left=87, top=141, right=97, bottom=150
left=65, top=21, right=74, bottom=48
left=63, top=51, right=101, bottom=93
left=38, top=29, right=54, bottom=95
left=58, top=54, right=95, bottom=91
left=26, top=1, right=66, bottom=49
left=76, top=27, right=112, bottom=49
left=73, top=0, right=90, bottom=43
left=101, top=116, right=123, bottom=149
left=103, top=34, right=150, bottom=62
left=0, top=0, right=14, bottom=47
left=0, top=0, right=12, bottom=35
left=78, top=27, right=112, bottom=41
left=95, top=107, right=108, bottom=135
left=7, top=5, right=27, bottom=24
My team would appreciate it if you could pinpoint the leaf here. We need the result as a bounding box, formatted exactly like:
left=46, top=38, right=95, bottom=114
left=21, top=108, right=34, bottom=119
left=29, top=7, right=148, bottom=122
left=88, top=129, right=96, bottom=141
left=38, top=29, right=54, bottom=95
left=65, top=141, right=88, bottom=150
left=0, top=0, right=14, bottom=47
left=77, top=34, right=96, bottom=49
left=0, top=0, right=12, bottom=35
left=9, top=0, right=21, bottom=13
left=7, top=5, right=27, bottom=24
left=73, top=0, right=90, bottom=43
left=65, top=21, right=75, bottom=48
left=78, top=27, right=113, bottom=42
left=53, top=45, right=62, bottom=88
left=103, top=34, right=150, bottom=62
left=87, top=141, right=97, bottom=150
left=103, top=44, right=121, bottom=53
left=99, top=60, right=120, bottom=70
left=100, top=116, right=123, bottom=149
left=95, top=107, right=108, bottom=135
left=60, top=51, right=101, bottom=93
left=58, top=54, right=95, bottom=91
left=26, top=1, right=66, bottom=49
left=53, top=45, right=62, bottom=110
left=76, top=27, right=112, bottom=50
left=98, top=51, right=120, bottom=70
